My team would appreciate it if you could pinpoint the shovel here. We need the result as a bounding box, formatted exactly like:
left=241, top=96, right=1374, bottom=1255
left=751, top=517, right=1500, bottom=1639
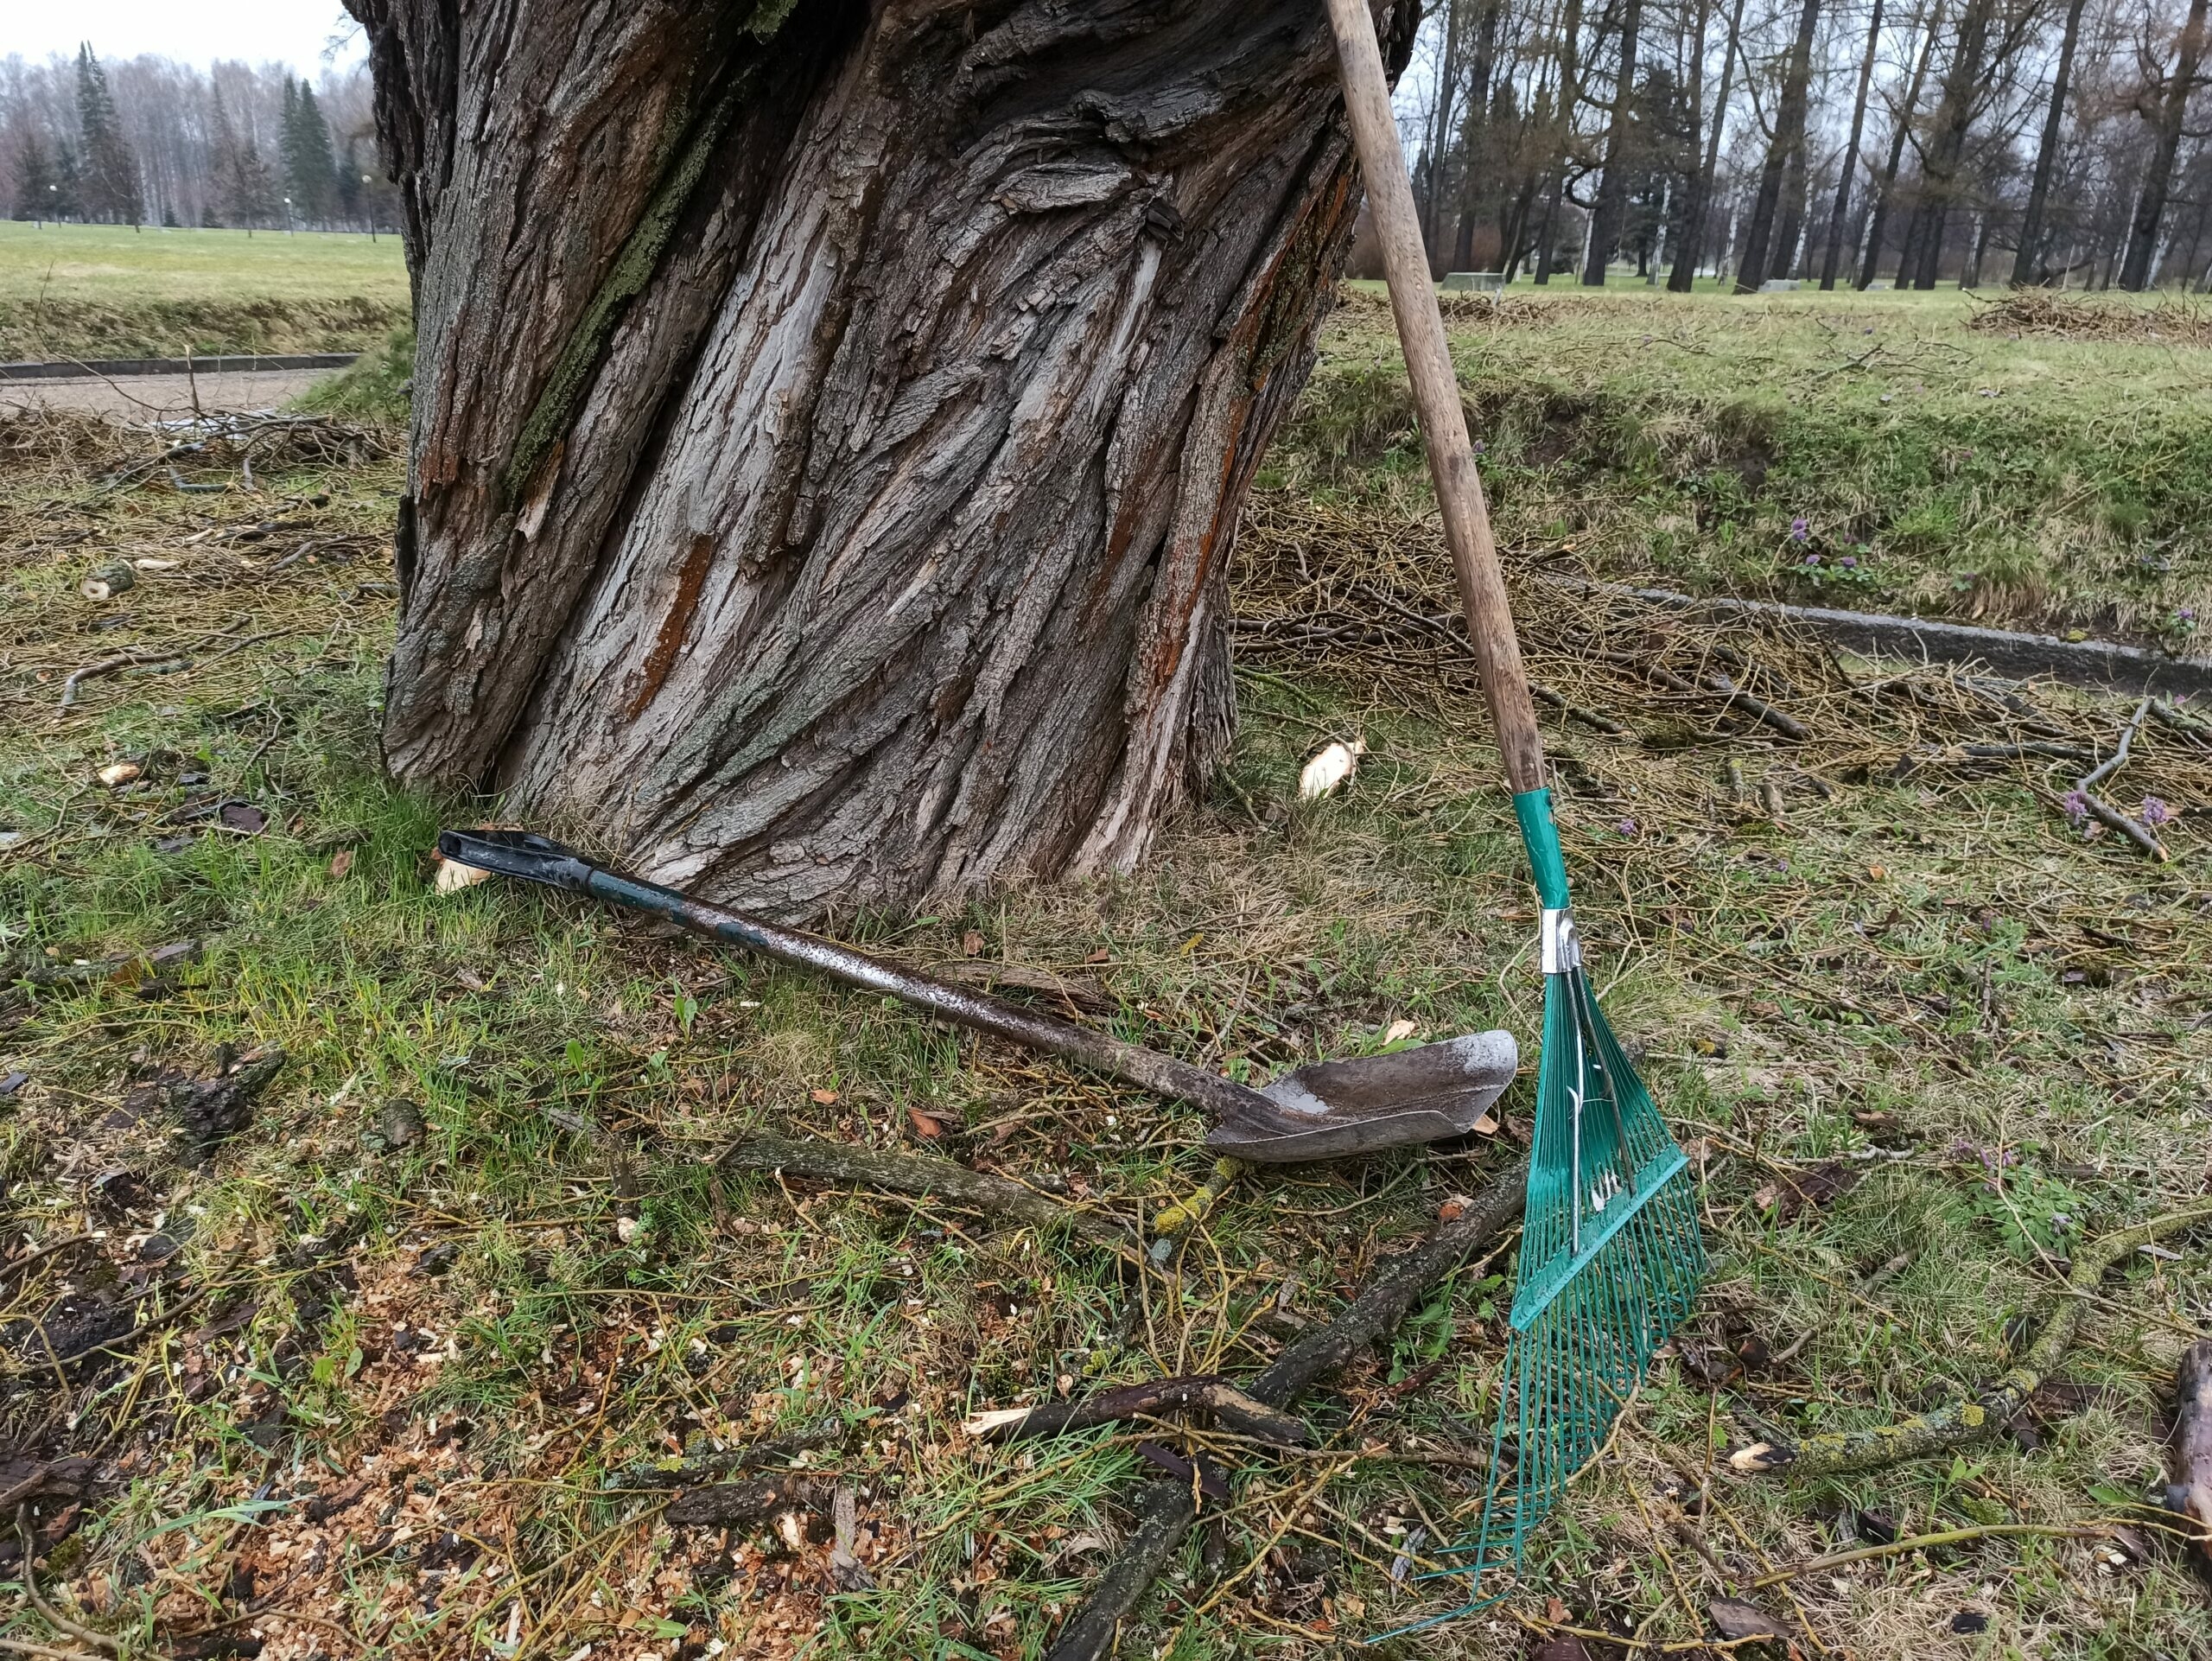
left=437, top=830, right=1516, bottom=1163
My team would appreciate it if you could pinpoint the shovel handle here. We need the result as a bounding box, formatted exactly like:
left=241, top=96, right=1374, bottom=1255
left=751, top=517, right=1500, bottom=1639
left=436, top=830, right=1282, bottom=1135
left=1322, top=0, right=1547, bottom=797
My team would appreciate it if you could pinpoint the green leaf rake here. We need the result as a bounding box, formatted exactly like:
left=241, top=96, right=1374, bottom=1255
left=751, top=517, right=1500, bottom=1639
left=1324, top=0, right=1707, bottom=1613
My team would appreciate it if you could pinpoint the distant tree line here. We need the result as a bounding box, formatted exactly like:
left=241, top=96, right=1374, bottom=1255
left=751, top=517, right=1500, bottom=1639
left=0, top=45, right=400, bottom=232
left=1396, top=0, right=2212, bottom=289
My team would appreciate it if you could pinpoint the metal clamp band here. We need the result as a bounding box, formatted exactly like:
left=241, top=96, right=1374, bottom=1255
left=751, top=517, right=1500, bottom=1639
left=1540, top=907, right=1580, bottom=975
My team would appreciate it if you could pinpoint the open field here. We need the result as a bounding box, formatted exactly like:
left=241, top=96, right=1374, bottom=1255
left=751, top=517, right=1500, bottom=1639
left=1303, top=283, right=2212, bottom=650
left=0, top=223, right=410, bottom=363
left=1, top=277, right=2209, bottom=1661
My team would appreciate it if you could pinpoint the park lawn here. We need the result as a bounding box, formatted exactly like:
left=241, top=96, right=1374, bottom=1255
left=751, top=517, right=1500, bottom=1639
left=1296, top=282, right=2212, bottom=649
left=0, top=221, right=410, bottom=361
left=0, top=288, right=2209, bottom=1661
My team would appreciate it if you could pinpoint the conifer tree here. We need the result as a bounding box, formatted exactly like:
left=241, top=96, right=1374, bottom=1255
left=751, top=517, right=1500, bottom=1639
left=73, top=44, right=142, bottom=223
left=283, top=80, right=340, bottom=225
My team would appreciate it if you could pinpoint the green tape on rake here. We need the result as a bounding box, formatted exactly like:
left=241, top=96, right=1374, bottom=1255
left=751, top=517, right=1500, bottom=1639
left=1412, top=790, right=1706, bottom=1617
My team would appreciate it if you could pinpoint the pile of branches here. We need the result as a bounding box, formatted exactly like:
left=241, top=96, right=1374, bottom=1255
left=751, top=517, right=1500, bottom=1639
left=1965, top=288, right=2212, bottom=347
left=1231, top=493, right=2207, bottom=858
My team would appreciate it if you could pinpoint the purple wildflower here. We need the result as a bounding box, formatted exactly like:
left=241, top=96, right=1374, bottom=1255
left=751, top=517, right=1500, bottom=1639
left=2142, top=796, right=2172, bottom=827
left=1471, top=441, right=1487, bottom=454
left=1839, top=555, right=1859, bottom=570
left=1616, top=817, right=1638, bottom=837
left=2061, top=789, right=2090, bottom=827
left=1803, top=551, right=1822, bottom=565
left=1790, top=517, right=1809, bottom=543
left=2180, top=608, right=2197, bottom=622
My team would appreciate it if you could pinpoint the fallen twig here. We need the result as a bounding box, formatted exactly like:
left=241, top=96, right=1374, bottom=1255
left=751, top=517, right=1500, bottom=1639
left=15, top=1506, right=120, bottom=1654
left=1752, top=1521, right=2127, bottom=1588
left=607, top=1419, right=847, bottom=1492
left=1741, top=1200, right=2212, bottom=1478
left=1706, top=672, right=1805, bottom=740
left=964, top=1375, right=1311, bottom=1448
left=2064, top=698, right=2168, bottom=860
left=57, top=653, right=188, bottom=709
left=713, top=1129, right=1132, bottom=1251
left=1042, top=1168, right=1524, bottom=1661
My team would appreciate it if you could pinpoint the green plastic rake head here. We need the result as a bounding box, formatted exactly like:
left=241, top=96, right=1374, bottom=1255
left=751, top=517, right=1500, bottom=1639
left=1417, top=791, right=1706, bottom=1614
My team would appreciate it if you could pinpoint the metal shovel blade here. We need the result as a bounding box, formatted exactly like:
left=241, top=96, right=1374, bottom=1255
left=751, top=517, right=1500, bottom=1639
left=1206, top=1029, right=1519, bottom=1161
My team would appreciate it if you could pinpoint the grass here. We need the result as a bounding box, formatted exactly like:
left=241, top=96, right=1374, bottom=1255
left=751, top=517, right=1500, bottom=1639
left=1291, top=283, right=2212, bottom=648
left=1, top=278, right=2209, bottom=1661
left=0, top=221, right=410, bottom=362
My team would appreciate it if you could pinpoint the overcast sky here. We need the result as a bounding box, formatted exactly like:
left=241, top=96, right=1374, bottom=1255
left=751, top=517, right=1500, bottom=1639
left=2, top=1, right=365, bottom=74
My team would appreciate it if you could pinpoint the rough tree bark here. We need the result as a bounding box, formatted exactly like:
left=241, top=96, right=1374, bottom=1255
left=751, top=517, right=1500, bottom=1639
left=1450, top=0, right=1507, bottom=271
left=347, top=0, right=1416, bottom=920
left=2120, top=0, right=2211, bottom=290
left=1734, top=0, right=1823, bottom=293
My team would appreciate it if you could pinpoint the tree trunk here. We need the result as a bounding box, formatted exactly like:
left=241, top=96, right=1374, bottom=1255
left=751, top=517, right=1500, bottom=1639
left=1452, top=0, right=1506, bottom=270
left=1859, top=0, right=1945, bottom=287
left=2120, top=0, right=2210, bottom=290
left=1423, top=0, right=1469, bottom=259
left=1666, top=0, right=1713, bottom=289
left=1905, top=0, right=1994, bottom=289
left=1535, top=0, right=1591, bottom=283
left=1772, top=124, right=1810, bottom=280
left=1821, top=0, right=1883, bottom=288
left=1670, top=0, right=1745, bottom=290
left=1584, top=0, right=1646, bottom=283
left=2012, top=0, right=2088, bottom=285
left=348, top=0, right=1413, bottom=920
left=1734, top=0, right=1822, bottom=292
left=1962, top=207, right=1992, bottom=285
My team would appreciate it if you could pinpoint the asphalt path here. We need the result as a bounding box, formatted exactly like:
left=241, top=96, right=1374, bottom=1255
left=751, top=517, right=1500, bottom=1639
left=1, top=365, right=340, bottom=418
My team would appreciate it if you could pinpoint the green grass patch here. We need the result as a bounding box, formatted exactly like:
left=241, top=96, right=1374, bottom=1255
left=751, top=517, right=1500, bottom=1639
left=1285, top=285, right=2212, bottom=648
left=1, top=297, right=2208, bottom=1660
left=0, top=220, right=410, bottom=360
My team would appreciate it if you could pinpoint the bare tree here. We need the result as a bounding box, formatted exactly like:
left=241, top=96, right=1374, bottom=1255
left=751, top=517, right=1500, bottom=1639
left=1672, top=0, right=1751, bottom=286
left=2010, top=0, right=2090, bottom=282
left=1821, top=0, right=1886, bottom=284
left=1858, top=0, right=1948, bottom=285
left=2120, top=0, right=2210, bottom=287
left=1585, top=0, right=1648, bottom=278
left=1737, top=0, right=1827, bottom=290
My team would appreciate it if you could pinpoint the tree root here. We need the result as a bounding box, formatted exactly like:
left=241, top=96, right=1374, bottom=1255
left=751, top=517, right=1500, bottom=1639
left=713, top=1129, right=1133, bottom=1252
left=1738, top=1200, right=2212, bottom=1480
left=2169, top=1340, right=2212, bottom=1570
left=1042, top=1168, right=1525, bottom=1661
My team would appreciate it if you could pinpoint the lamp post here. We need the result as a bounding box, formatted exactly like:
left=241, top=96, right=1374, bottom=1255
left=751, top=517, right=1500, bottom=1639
left=283, top=195, right=295, bottom=235
left=363, top=174, right=375, bottom=240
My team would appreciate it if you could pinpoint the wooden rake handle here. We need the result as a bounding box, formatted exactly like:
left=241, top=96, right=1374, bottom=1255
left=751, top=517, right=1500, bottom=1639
left=1322, top=0, right=1548, bottom=797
